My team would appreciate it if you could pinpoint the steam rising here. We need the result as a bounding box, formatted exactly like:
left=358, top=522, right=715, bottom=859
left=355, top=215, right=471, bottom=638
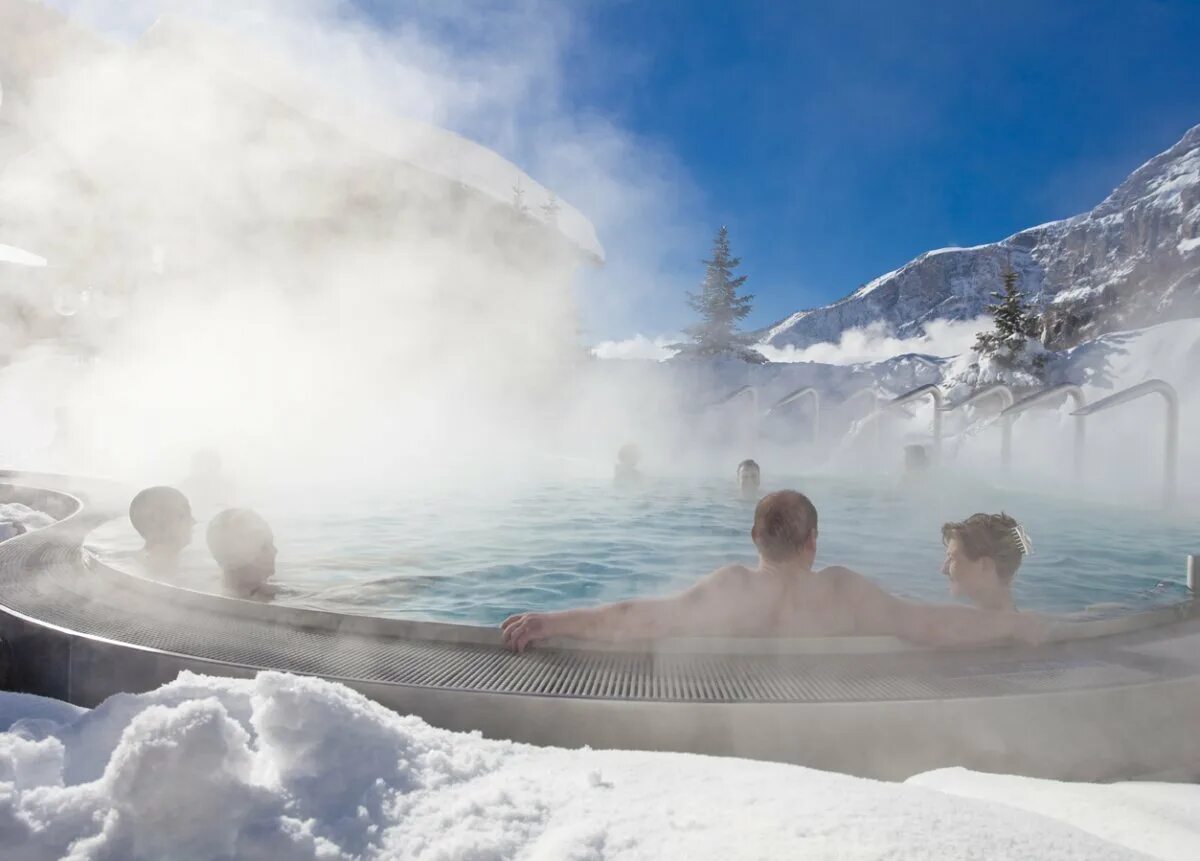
left=0, top=0, right=705, bottom=494
left=0, top=0, right=1197, bottom=518
left=759, top=317, right=992, bottom=365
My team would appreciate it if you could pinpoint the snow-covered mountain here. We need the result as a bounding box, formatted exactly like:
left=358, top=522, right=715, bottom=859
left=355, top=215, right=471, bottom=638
left=763, top=123, right=1200, bottom=351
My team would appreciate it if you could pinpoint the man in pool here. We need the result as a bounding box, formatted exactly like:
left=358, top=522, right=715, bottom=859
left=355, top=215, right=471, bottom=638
left=941, top=513, right=1029, bottom=611
left=737, top=459, right=761, bottom=499
left=613, top=443, right=642, bottom=485
left=502, top=490, right=1047, bottom=651
left=129, top=486, right=195, bottom=574
left=206, top=508, right=279, bottom=602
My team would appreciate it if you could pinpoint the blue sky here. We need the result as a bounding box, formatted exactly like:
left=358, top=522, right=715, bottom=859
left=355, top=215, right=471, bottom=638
left=551, top=0, right=1200, bottom=333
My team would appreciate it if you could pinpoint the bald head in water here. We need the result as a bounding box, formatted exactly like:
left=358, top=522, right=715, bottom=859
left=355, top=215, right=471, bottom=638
left=129, top=486, right=194, bottom=553
left=751, top=490, right=819, bottom=567
left=206, top=508, right=278, bottom=601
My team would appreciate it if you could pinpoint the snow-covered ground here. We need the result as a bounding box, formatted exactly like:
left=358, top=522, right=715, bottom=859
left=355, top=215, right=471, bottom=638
left=1, top=671, right=1196, bottom=860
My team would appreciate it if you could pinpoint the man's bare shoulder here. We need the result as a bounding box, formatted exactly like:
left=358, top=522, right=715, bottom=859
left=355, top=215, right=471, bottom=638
left=815, top=565, right=871, bottom=590
left=701, top=563, right=757, bottom=588
left=815, top=565, right=896, bottom=605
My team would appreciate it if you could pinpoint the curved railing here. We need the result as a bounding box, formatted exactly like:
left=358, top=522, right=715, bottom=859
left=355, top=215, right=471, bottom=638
left=1000, top=383, right=1088, bottom=480
left=766, top=386, right=820, bottom=442
left=711, top=384, right=759, bottom=413
left=941, top=383, right=1016, bottom=470
left=844, top=387, right=883, bottom=448
left=889, top=384, right=944, bottom=457
left=1070, top=379, right=1179, bottom=506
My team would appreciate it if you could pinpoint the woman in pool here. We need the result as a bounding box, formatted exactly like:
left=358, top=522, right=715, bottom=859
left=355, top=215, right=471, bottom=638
left=940, top=513, right=1031, bottom=611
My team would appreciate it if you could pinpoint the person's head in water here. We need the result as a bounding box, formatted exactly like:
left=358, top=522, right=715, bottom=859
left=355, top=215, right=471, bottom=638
left=737, top=459, right=761, bottom=497
left=206, top=508, right=277, bottom=600
left=614, top=443, right=642, bottom=483
left=129, top=486, right=194, bottom=554
left=904, top=444, right=930, bottom=475
left=941, top=513, right=1028, bottom=610
left=751, top=490, right=818, bottom=569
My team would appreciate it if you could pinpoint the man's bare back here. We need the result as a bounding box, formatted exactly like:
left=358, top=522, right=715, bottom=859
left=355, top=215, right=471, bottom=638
left=669, top=562, right=859, bottom=638
left=501, top=491, right=1048, bottom=652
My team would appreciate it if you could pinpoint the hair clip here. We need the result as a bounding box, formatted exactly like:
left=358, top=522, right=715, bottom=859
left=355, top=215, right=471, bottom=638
left=1010, top=523, right=1033, bottom=556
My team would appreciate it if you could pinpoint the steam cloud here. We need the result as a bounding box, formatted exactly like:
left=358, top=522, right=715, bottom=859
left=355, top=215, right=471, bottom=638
left=759, top=317, right=993, bottom=365
left=0, top=0, right=703, bottom=494
left=0, top=0, right=1197, bottom=516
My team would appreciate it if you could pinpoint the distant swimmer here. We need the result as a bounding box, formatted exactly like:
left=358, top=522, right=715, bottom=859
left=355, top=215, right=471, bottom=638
left=129, top=486, right=195, bottom=575
left=613, top=443, right=642, bottom=486
left=941, top=512, right=1031, bottom=611
left=900, top=444, right=931, bottom=487
left=179, top=449, right=236, bottom=516
left=503, top=490, right=1047, bottom=651
left=206, top=508, right=278, bottom=602
left=737, top=459, right=761, bottom=499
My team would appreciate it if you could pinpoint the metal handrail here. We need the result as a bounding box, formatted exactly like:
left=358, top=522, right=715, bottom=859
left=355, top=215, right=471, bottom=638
left=844, top=386, right=881, bottom=414
left=941, top=384, right=1015, bottom=470
left=767, top=386, right=820, bottom=442
left=710, top=385, right=759, bottom=413
left=1000, top=383, right=1087, bottom=479
left=844, top=387, right=883, bottom=448
left=888, top=384, right=944, bottom=457
left=1070, top=379, right=1179, bottom=506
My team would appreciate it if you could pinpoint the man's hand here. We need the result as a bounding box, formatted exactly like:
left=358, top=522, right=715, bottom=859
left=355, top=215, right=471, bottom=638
left=501, top=612, right=558, bottom=652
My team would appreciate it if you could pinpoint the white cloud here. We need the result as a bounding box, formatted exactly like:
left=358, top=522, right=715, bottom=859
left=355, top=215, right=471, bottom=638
left=759, top=316, right=990, bottom=365
left=590, top=333, right=680, bottom=361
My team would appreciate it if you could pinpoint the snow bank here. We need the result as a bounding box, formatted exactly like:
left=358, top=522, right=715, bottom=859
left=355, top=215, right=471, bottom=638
left=0, top=502, right=56, bottom=535
left=909, top=768, right=1200, bottom=861
left=1, top=671, right=1195, bottom=860
left=0, top=244, right=47, bottom=267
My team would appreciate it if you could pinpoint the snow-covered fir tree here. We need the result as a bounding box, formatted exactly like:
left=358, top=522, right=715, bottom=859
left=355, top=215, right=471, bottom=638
left=540, top=193, right=560, bottom=226
left=974, top=267, right=1044, bottom=370
left=511, top=177, right=528, bottom=215
left=675, top=226, right=765, bottom=363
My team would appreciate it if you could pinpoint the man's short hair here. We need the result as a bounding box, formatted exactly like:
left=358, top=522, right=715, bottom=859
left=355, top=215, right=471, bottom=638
left=206, top=508, right=273, bottom=571
left=752, top=490, right=818, bottom=563
left=737, top=459, right=760, bottom=475
left=129, top=486, right=193, bottom=544
left=941, top=512, right=1024, bottom=580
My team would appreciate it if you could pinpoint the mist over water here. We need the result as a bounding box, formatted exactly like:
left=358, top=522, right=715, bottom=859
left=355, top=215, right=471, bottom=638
left=1, top=0, right=1198, bottom=593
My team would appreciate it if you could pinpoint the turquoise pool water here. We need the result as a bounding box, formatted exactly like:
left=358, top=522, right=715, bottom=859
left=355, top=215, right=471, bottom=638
left=87, top=475, right=1196, bottom=625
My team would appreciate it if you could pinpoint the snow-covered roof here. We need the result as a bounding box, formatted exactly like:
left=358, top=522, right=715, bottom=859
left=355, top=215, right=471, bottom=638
left=138, top=17, right=604, bottom=263
left=0, top=242, right=47, bottom=267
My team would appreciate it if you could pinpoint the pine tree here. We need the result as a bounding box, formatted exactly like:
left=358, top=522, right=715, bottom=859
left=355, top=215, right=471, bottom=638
left=677, top=226, right=764, bottom=362
left=540, top=193, right=560, bottom=226
left=511, top=177, right=528, bottom=215
left=974, top=266, right=1043, bottom=367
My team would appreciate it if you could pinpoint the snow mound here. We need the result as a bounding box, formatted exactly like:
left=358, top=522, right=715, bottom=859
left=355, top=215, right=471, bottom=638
left=0, top=502, right=56, bottom=534
left=1, top=671, right=1196, bottom=859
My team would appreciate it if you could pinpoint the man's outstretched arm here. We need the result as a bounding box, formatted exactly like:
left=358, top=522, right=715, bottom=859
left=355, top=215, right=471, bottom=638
left=501, top=565, right=751, bottom=652
left=830, top=566, right=1049, bottom=647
